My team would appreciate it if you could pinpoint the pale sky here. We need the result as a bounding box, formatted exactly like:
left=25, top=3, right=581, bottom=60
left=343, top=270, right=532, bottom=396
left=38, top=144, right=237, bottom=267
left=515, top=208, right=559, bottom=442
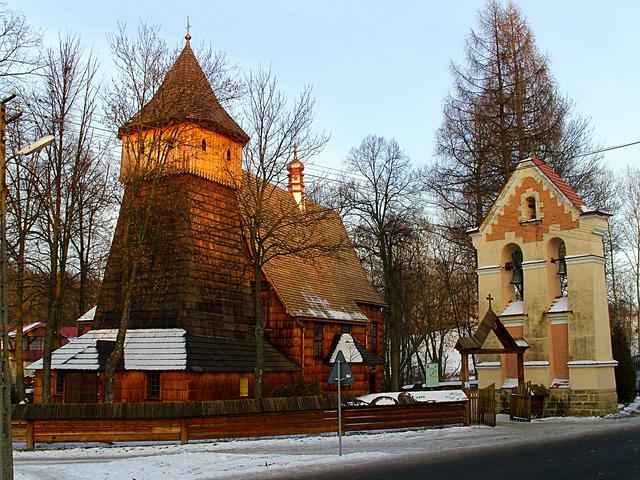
left=9, top=1, right=640, bottom=175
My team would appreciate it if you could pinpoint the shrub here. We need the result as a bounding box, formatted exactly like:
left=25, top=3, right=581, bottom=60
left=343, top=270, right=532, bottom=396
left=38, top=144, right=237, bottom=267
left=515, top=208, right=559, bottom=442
left=270, top=377, right=320, bottom=397
left=611, top=324, right=636, bottom=404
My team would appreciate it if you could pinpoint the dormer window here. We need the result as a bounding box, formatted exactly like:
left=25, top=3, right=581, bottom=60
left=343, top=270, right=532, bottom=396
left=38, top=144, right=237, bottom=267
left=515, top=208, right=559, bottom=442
left=226, top=149, right=231, bottom=162
left=201, top=139, right=207, bottom=151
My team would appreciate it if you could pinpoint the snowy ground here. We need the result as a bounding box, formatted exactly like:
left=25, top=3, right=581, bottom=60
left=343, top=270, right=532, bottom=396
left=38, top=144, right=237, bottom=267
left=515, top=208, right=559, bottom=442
left=13, top=396, right=640, bottom=480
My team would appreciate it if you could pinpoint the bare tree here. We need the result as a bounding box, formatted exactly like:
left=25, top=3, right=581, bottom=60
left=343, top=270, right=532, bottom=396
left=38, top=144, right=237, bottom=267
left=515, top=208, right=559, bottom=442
left=338, top=135, right=420, bottom=391
left=70, top=152, right=118, bottom=316
left=235, top=68, right=330, bottom=398
left=428, top=0, right=605, bottom=228
left=0, top=4, right=42, bottom=83
left=25, top=34, right=101, bottom=404
left=618, top=166, right=640, bottom=352
left=5, top=110, right=46, bottom=402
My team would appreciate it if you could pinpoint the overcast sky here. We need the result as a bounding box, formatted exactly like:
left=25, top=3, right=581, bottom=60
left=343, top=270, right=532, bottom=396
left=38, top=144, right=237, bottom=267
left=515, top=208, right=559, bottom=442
left=10, top=1, right=640, bottom=174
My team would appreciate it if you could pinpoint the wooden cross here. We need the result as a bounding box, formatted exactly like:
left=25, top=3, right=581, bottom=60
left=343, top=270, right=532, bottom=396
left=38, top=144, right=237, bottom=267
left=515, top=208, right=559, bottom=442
left=486, top=293, right=494, bottom=311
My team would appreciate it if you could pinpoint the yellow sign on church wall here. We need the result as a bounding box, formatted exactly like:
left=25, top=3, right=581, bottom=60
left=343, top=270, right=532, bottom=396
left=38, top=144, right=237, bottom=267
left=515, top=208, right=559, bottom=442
left=240, top=377, right=249, bottom=397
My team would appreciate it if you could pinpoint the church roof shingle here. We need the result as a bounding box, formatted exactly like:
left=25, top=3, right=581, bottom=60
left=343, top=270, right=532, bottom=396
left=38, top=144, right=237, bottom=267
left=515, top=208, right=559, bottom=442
left=531, top=157, right=587, bottom=212
left=119, top=37, right=249, bottom=145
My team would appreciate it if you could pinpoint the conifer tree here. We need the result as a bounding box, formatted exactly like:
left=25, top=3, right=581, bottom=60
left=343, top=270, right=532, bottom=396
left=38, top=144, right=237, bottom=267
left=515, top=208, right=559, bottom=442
left=429, top=0, right=604, bottom=227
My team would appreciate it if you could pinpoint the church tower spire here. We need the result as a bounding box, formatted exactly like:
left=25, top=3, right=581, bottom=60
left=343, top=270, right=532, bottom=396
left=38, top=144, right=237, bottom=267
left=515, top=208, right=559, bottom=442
left=287, top=144, right=305, bottom=212
left=118, top=32, right=248, bottom=186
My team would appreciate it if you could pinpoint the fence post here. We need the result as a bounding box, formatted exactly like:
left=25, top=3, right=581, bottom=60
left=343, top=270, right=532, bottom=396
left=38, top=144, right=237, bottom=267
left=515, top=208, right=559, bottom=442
left=26, top=420, right=34, bottom=451
left=180, top=419, right=188, bottom=445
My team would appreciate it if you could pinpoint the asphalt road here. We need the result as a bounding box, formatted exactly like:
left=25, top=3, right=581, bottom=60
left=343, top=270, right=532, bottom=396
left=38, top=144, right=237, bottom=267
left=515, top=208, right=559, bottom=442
left=303, top=420, right=640, bottom=480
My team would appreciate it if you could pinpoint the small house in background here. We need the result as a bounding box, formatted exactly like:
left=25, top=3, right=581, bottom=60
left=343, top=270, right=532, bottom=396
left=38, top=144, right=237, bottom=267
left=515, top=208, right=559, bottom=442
left=8, top=322, right=76, bottom=387
left=469, top=156, right=617, bottom=415
left=29, top=34, right=384, bottom=403
left=76, top=306, right=96, bottom=336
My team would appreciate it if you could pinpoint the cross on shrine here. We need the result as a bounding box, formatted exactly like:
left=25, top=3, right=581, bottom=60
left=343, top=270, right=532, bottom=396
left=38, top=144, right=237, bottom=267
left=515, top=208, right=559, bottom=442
left=186, top=17, right=191, bottom=36
left=486, top=293, right=494, bottom=311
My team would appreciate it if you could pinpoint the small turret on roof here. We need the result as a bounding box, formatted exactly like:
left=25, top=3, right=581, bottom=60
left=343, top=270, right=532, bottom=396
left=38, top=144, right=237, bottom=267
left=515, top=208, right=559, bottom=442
left=119, top=34, right=249, bottom=146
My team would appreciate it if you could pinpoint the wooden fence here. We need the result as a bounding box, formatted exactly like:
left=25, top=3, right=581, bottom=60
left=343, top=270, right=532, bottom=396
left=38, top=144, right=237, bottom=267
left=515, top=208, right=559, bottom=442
left=468, top=384, right=496, bottom=427
left=11, top=395, right=467, bottom=449
left=510, top=383, right=532, bottom=422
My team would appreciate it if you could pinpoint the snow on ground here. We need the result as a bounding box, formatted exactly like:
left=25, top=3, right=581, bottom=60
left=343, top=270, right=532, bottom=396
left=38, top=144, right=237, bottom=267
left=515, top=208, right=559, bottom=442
left=13, top=403, right=640, bottom=480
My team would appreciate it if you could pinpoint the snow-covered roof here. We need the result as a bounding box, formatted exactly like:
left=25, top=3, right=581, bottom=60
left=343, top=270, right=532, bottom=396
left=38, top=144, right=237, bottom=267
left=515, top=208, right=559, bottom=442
left=357, top=390, right=468, bottom=405
left=77, top=306, right=96, bottom=322
left=329, top=333, right=363, bottom=363
left=515, top=338, right=529, bottom=348
left=8, top=322, right=44, bottom=337
left=296, top=293, right=369, bottom=322
left=500, top=300, right=524, bottom=316
left=501, top=378, right=518, bottom=389
left=548, top=296, right=569, bottom=313
left=27, top=329, right=187, bottom=371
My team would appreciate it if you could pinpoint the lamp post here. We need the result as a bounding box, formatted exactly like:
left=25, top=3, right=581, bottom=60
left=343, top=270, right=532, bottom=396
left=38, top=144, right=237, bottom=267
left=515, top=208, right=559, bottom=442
left=0, top=95, right=54, bottom=480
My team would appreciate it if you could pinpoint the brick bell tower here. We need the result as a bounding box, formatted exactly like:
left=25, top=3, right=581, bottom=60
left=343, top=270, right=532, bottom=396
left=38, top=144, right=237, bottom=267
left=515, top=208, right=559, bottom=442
left=469, top=157, right=617, bottom=416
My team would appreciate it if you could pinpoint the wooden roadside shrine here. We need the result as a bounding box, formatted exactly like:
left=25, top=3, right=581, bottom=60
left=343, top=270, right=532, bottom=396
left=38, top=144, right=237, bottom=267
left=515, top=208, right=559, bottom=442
left=455, top=295, right=529, bottom=422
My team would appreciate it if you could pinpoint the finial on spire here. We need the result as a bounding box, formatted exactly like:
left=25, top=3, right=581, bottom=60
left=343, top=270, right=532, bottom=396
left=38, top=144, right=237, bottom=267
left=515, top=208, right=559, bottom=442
left=287, top=143, right=305, bottom=212
left=185, top=17, right=192, bottom=44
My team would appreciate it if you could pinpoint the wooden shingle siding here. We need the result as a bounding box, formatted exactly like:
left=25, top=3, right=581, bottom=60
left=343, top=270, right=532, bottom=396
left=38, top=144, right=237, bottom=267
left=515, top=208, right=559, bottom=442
left=94, top=175, right=254, bottom=340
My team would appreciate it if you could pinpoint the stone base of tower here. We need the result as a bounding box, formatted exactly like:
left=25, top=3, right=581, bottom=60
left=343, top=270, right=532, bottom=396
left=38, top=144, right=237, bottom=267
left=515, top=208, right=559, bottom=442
left=546, top=388, right=618, bottom=417
left=478, top=363, right=619, bottom=417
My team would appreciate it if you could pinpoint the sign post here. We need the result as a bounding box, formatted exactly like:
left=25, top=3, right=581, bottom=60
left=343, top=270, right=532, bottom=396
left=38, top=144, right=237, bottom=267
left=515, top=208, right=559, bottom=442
left=328, top=351, right=354, bottom=456
left=425, top=362, right=439, bottom=388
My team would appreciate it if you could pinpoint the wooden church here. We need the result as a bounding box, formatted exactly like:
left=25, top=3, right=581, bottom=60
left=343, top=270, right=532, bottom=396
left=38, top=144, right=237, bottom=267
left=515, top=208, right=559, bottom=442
left=467, top=156, right=617, bottom=416
left=31, top=34, right=385, bottom=403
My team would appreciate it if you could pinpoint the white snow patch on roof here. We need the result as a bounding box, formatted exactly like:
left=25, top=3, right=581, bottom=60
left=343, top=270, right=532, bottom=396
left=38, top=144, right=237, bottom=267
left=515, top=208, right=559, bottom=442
left=8, top=322, right=44, bottom=337
left=297, top=293, right=368, bottom=322
left=329, top=334, right=363, bottom=363
left=500, top=300, right=524, bottom=316
left=77, top=306, right=96, bottom=322
left=548, top=296, right=569, bottom=313
left=501, top=378, right=518, bottom=389
left=27, top=329, right=187, bottom=371
left=357, top=390, right=468, bottom=405
left=515, top=339, right=529, bottom=348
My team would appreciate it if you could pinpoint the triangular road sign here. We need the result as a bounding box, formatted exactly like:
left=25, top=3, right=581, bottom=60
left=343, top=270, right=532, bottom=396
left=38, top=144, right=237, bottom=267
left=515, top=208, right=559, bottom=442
left=328, top=351, right=355, bottom=384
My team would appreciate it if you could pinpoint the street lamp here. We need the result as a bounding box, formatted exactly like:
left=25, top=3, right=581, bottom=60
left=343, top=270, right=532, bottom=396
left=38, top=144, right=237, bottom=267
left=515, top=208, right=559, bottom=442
left=0, top=93, right=54, bottom=480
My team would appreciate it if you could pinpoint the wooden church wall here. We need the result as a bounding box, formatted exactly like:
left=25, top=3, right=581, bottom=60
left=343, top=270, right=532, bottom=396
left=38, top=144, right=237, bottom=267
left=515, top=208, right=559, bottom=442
left=35, top=370, right=298, bottom=404
left=93, top=174, right=254, bottom=339
left=263, top=288, right=384, bottom=395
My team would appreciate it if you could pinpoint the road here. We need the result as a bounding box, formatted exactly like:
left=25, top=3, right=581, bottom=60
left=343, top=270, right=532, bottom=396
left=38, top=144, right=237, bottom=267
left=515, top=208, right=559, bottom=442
left=303, top=418, right=640, bottom=480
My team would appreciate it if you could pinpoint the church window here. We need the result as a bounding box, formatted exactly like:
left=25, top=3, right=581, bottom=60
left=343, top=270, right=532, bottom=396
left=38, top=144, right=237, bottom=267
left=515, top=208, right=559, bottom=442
left=525, top=196, right=537, bottom=219
left=370, top=323, right=378, bottom=351
left=314, top=323, right=323, bottom=359
left=503, top=244, right=524, bottom=302
left=549, top=239, right=568, bottom=298
left=147, top=372, right=161, bottom=399
left=227, top=149, right=231, bottom=162
left=55, top=372, right=65, bottom=396
left=201, top=139, right=207, bottom=151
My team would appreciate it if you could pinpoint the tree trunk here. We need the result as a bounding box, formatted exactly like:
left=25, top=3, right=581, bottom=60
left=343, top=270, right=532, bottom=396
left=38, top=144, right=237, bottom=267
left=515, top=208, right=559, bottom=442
left=254, top=264, right=264, bottom=399
left=14, top=265, right=24, bottom=402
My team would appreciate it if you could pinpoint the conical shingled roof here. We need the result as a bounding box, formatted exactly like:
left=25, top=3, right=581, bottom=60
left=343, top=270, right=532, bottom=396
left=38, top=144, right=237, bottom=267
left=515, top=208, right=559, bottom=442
left=119, top=36, right=249, bottom=145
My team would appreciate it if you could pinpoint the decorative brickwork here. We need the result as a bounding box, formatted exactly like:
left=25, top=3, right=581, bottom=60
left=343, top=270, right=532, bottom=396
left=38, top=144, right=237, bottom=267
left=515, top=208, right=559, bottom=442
left=486, top=176, right=579, bottom=243
left=550, top=323, right=569, bottom=379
